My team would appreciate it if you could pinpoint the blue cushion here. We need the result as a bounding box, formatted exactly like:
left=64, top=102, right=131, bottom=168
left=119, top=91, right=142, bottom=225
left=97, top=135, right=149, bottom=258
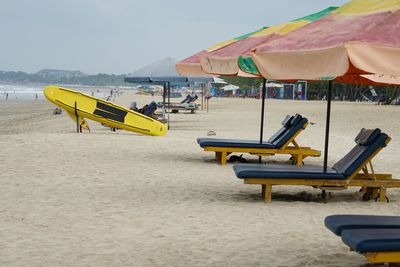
left=197, top=138, right=275, bottom=149
left=180, top=95, right=191, bottom=103
left=289, top=114, right=303, bottom=128
left=342, top=229, right=400, bottom=253
left=281, top=115, right=294, bottom=128
left=325, top=215, right=400, bottom=236
left=143, top=101, right=157, bottom=116
left=332, top=132, right=388, bottom=178
left=233, top=163, right=345, bottom=180
left=355, top=128, right=381, bottom=146
left=271, top=117, right=308, bottom=148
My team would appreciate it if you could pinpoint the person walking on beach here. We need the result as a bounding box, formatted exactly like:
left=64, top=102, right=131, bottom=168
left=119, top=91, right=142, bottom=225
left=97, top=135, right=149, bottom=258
left=5, top=93, right=8, bottom=100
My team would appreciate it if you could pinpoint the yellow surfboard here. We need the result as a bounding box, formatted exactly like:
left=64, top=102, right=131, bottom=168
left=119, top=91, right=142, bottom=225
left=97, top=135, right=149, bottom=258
left=44, top=85, right=167, bottom=136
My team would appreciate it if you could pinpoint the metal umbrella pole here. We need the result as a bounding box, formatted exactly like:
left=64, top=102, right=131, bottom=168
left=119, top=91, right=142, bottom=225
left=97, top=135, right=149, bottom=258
left=201, top=84, right=204, bottom=111
left=259, top=78, right=267, bottom=164
left=322, top=80, right=333, bottom=199
left=162, top=82, right=167, bottom=123
left=167, top=81, right=171, bottom=130
left=323, top=80, right=333, bottom=172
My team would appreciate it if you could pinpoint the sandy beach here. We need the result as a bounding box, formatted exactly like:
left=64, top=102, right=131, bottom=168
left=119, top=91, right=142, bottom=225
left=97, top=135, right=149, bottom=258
left=1, top=90, right=400, bottom=267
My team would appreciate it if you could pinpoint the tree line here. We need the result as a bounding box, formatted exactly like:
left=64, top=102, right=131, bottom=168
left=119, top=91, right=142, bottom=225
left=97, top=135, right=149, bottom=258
left=222, top=76, right=400, bottom=104
left=0, top=71, right=126, bottom=86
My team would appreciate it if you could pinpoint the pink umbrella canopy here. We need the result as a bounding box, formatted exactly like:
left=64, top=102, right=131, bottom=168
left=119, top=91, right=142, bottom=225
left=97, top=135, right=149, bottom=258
left=251, top=0, right=400, bottom=85
left=176, top=7, right=338, bottom=77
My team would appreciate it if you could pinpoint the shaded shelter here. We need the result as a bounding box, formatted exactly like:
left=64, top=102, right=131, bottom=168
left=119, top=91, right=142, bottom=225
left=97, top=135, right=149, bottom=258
left=124, top=76, right=214, bottom=129
left=249, top=0, right=400, bottom=174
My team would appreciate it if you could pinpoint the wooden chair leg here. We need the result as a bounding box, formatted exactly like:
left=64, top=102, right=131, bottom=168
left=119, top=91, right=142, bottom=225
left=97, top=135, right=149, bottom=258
left=262, top=185, right=266, bottom=198
left=379, top=187, right=387, bottom=203
left=296, top=155, right=303, bottom=166
left=220, top=152, right=227, bottom=165
left=264, top=185, right=272, bottom=203
left=372, top=188, right=380, bottom=199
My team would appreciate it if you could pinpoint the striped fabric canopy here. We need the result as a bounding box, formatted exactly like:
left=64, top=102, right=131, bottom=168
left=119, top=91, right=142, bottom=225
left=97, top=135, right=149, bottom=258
left=176, top=7, right=337, bottom=77
left=251, top=0, right=400, bottom=85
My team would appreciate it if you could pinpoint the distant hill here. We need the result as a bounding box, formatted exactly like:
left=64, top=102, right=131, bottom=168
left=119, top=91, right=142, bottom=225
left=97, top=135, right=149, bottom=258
left=36, top=69, right=88, bottom=79
left=0, top=69, right=126, bottom=86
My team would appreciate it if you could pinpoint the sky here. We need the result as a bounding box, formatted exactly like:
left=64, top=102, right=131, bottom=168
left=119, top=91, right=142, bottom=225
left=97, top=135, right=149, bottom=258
left=0, top=0, right=349, bottom=74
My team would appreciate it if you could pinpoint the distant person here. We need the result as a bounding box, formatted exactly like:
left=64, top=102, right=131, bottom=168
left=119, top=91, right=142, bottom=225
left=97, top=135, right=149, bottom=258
left=53, top=107, right=62, bottom=115
left=295, top=91, right=302, bottom=100
left=35, top=93, right=38, bottom=101
left=129, top=102, right=138, bottom=112
left=5, top=93, right=8, bottom=100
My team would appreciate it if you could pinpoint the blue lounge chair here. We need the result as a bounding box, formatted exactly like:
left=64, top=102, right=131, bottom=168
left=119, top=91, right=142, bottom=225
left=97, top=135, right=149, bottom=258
left=142, top=101, right=157, bottom=117
left=325, top=215, right=400, bottom=264
left=157, top=95, right=198, bottom=113
left=325, top=215, right=400, bottom=236
left=198, top=114, right=320, bottom=165
left=234, top=128, right=399, bottom=203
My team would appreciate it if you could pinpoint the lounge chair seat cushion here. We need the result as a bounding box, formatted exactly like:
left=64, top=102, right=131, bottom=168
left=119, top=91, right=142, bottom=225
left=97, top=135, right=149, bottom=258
left=197, top=138, right=275, bottom=149
left=325, top=215, right=400, bottom=236
left=342, top=229, right=400, bottom=253
left=233, top=164, right=346, bottom=180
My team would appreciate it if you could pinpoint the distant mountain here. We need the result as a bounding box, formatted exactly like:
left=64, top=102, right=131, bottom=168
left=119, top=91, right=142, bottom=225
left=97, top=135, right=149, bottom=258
left=0, top=57, right=182, bottom=86
left=129, top=57, right=179, bottom=77
left=0, top=70, right=126, bottom=86
left=36, top=69, right=88, bottom=79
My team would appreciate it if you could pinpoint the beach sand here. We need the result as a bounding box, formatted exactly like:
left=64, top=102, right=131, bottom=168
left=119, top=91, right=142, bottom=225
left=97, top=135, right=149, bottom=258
left=1, top=91, right=399, bottom=266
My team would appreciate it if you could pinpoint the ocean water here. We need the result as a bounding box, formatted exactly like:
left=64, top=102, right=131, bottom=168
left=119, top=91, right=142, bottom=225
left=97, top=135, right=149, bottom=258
left=0, top=84, right=120, bottom=101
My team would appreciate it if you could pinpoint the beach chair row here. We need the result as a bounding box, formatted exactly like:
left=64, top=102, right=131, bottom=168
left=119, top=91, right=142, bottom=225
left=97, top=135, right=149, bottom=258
left=197, top=114, right=400, bottom=203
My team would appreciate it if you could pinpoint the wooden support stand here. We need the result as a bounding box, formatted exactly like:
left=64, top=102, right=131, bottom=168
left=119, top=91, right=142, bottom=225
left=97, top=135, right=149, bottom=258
left=74, top=101, right=82, bottom=133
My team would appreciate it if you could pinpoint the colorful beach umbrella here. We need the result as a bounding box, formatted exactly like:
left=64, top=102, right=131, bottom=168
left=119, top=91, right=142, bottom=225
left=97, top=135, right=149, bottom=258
left=251, top=0, right=400, bottom=83
left=176, top=7, right=338, bottom=77
left=176, top=7, right=339, bottom=163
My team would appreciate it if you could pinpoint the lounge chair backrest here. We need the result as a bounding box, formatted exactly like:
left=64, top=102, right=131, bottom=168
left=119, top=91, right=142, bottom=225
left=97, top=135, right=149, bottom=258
left=270, top=114, right=308, bottom=148
left=143, top=101, right=157, bottom=116
left=187, top=95, right=198, bottom=103
left=180, top=95, right=191, bottom=103
left=187, top=95, right=199, bottom=104
left=332, top=128, right=389, bottom=178
left=267, top=115, right=294, bottom=143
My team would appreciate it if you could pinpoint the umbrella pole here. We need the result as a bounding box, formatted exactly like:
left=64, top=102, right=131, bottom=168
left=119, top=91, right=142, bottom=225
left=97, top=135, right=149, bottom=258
left=201, top=84, right=204, bottom=111
left=163, top=82, right=166, bottom=123
left=323, top=80, right=333, bottom=173
left=167, top=82, right=171, bottom=130
left=259, top=78, right=267, bottom=164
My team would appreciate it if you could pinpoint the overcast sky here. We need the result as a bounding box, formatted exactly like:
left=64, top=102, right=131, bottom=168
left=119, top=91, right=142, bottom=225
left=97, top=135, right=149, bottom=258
left=0, top=0, right=348, bottom=74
